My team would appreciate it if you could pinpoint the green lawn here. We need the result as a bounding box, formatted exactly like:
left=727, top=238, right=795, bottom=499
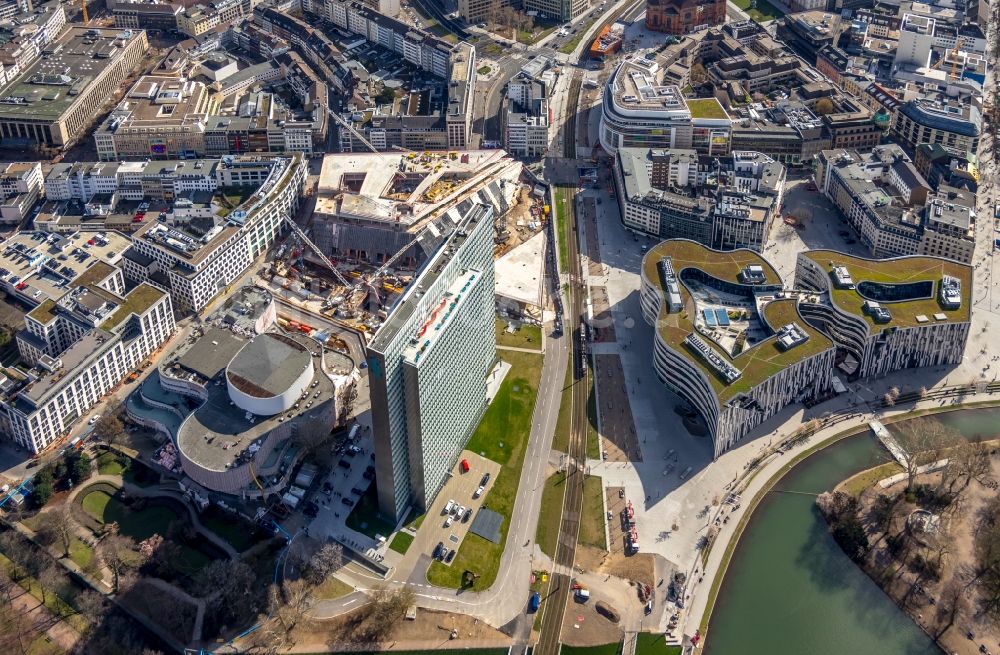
left=838, top=461, right=903, bottom=497
left=554, top=186, right=573, bottom=271
left=536, top=472, right=567, bottom=557
left=477, top=65, right=491, bottom=75
left=67, top=537, right=94, bottom=571
left=731, top=0, right=784, bottom=22
left=579, top=475, right=606, bottom=550
left=81, top=490, right=181, bottom=542
left=388, top=531, right=414, bottom=555
left=495, top=318, right=542, bottom=351
left=79, top=489, right=209, bottom=575
left=312, top=576, right=353, bottom=600
left=553, top=357, right=574, bottom=453
left=426, top=351, right=544, bottom=589
left=199, top=507, right=259, bottom=552
left=561, top=643, right=623, bottom=655
left=634, top=633, right=682, bottom=655
left=96, top=452, right=125, bottom=476
left=517, top=24, right=557, bottom=44
left=346, top=483, right=396, bottom=539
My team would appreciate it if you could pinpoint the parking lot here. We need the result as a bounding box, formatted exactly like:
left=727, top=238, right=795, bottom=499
left=408, top=451, right=502, bottom=566
left=303, top=423, right=380, bottom=543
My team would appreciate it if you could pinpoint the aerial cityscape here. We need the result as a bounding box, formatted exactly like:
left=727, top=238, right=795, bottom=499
left=0, top=0, right=994, bottom=653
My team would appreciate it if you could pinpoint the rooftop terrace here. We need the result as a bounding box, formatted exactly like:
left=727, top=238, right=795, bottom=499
left=803, top=251, right=973, bottom=330
left=643, top=240, right=833, bottom=404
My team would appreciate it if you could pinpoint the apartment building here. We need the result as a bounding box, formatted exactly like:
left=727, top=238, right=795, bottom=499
left=4, top=262, right=175, bottom=453
left=816, top=146, right=975, bottom=263
left=0, top=27, right=147, bottom=148
left=93, top=66, right=328, bottom=160
left=614, top=148, right=785, bottom=251
left=177, top=0, right=246, bottom=37
left=368, top=202, right=496, bottom=521
left=122, top=155, right=306, bottom=312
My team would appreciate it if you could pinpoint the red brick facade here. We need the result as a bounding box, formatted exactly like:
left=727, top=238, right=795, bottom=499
left=645, top=0, right=726, bottom=35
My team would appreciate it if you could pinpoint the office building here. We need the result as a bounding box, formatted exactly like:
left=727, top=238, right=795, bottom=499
left=639, top=240, right=836, bottom=457
left=600, top=57, right=732, bottom=156
left=794, top=250, right=971, bottom=380
left=368, top=202, right=496, bottom=521
left=816, top=146, right=976, bottom=263
left=613, top=148, right=785, bottom=251
left=0, top=26, right=147, bottom=148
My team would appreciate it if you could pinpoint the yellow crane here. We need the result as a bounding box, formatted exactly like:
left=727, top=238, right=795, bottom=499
left=81, top=0, right=88, bottom=24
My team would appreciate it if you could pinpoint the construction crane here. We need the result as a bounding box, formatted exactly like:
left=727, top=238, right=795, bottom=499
left=281, top=215, right=353, bottom=290
left=81, top=0, right=88, bottom=23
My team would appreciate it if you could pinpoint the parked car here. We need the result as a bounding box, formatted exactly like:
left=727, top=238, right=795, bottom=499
left=338, top=459, right=351, bottom=469
left=480, top=472, right=491, bottom=487
left=463, top=508, right=473, bottom=523
left=434, top=542, right=444, bottom=559
left=350, top=487, right=363, bottom=495
left=445, top=549, right=456, bottom=563
left=444, top=516, right=453, bottom=527
left=474, top=486, right=484, bottom=499
left=341, top=497, right=354, bottom=507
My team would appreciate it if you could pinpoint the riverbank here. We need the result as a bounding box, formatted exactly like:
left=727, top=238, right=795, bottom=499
left=822, top=435, right=1000, bottom=655
left=688, top=390, right=1000, bottom=650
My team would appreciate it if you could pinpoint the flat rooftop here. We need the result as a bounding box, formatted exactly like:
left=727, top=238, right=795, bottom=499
left=176, top=331, right=335, bottom=472
left=802, top=251, right=973, bottom=330
left=0, top=27, right=144, bottom=121
left=227, top=332, right=312, bottom=399
left=0, top=231, right=130, bottom=305
left=403, top=269, right=481, bottom=366
left=172, top=328, right=247, bottom=384
left=314, top=150, right=519, bottom=230
left=609, top=57, right=689, bottom=115
left=643, top=240, right=833, bottom=404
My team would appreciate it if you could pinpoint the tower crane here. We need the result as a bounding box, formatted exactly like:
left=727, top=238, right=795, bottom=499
left=81, top=0, right=88, bottom=23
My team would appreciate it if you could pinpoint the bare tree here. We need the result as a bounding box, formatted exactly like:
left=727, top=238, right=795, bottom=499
left=273, top=579, right=313, bottom=635
left=306, top=542, right=345, bottom=585
left=352, top=585, right=415, bottom=641
left=37, top=565, right=64, bottom=605
left=97, top=533, right=137, bottom=592
left=75, top=589, right=108, bottom=623
left=933, top=577, right=969, bottom=639
left=942, top=442, right=992, bottom=497
left=93, top=412, right=127, bottom=449
left=0, top=565, right=39, bottom=655
left=37, top=504, right=75, bottom=558
left=893, top=417, right=959, bottom=491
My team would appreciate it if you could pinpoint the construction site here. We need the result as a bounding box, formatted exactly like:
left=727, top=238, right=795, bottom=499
left=261, top=148, right=551, bottom=336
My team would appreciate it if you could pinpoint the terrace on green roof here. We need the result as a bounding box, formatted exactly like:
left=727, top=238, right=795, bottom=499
left=802, top=251, right=972, bottom=330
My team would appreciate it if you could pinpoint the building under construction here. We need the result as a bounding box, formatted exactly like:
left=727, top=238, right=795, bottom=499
left=310, top=150, right=523, bottom=268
